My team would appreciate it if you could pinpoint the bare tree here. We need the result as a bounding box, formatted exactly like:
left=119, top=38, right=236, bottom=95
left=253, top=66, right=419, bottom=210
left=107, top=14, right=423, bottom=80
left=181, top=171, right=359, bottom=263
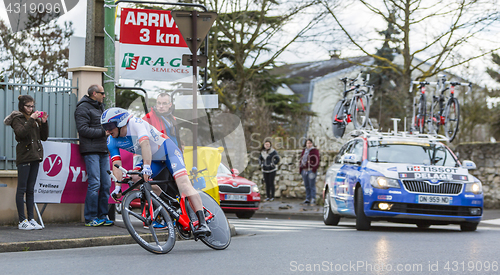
left=202, top=0, right=325, bottom=115
left=0, top=14, right=73, bottom=83
left=321, top=0, right=500, bottom=114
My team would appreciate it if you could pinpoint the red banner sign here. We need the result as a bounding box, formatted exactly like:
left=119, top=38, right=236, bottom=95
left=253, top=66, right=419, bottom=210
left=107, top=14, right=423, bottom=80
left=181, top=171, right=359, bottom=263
left=120, top=8, right=188, bottom=48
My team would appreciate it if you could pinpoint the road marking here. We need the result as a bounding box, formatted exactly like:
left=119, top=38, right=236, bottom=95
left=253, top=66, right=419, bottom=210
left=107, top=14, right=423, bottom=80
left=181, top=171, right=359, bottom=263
left=480, top=218, right=500, bottom=225
left=231, top=218, right=328, bottom=233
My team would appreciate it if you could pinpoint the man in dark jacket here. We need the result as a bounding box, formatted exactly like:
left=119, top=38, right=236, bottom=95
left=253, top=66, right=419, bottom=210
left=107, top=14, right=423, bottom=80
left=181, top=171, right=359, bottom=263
left=75, top=85, right=113, bottom=227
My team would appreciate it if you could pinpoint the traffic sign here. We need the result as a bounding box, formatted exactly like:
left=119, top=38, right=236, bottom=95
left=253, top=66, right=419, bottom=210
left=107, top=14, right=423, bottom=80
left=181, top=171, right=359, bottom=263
left=170, top=11, right=217, bottom=54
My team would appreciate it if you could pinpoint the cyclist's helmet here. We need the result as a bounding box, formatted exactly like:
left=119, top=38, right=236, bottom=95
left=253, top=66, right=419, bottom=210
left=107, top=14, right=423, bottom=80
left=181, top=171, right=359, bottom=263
left=101, top=107, right=133, bottom=131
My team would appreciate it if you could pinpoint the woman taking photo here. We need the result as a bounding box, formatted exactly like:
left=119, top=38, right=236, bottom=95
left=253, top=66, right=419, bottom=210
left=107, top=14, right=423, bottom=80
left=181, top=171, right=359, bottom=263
left=259, top=140, right=280, bottom=201
left=4, top=95, right=48, bottom=230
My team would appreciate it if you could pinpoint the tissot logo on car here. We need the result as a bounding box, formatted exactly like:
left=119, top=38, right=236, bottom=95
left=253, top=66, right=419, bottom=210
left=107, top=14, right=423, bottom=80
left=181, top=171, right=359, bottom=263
left=406, top=165, right=459, bottom=173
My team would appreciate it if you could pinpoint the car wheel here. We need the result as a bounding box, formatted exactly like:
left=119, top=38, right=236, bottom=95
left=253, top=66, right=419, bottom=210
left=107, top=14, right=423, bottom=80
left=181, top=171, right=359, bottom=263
left=355, top=187, right=371, bottom=231
left=460, top=222, right=478, bottom=232
left=323, top=191, right=340, bottom=226
left=236, top=211, right=255, bottom=219
left=416, top=222, right=431, bottom=229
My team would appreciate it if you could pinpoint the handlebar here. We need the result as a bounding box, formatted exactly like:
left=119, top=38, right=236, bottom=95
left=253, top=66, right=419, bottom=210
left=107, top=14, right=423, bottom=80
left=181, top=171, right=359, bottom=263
left=441, top=81, right=472, bottom=94
left=409, top=80, right=438, bottom=93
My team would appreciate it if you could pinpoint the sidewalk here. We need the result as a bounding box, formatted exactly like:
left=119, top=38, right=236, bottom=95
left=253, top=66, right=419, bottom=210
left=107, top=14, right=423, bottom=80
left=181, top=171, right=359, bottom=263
left=0, top=198, right=318, bottom=253
left=1, top=199, right=499, bottom=253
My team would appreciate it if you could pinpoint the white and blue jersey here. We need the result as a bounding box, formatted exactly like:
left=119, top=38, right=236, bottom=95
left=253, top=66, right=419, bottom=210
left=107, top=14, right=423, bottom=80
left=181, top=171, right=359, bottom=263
left=107, top=117, right=187, bottom=179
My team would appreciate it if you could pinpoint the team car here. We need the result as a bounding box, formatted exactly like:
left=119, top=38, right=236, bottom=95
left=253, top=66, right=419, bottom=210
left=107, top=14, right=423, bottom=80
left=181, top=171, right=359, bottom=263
left=217, top=163, right=260, bottom=219
left=323, top=130, right=483, bottom=231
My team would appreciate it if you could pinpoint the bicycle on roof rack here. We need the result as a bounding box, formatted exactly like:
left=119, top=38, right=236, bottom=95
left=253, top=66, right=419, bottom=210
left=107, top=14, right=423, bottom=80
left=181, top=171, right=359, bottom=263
left=108, top=165, right=231, bottom=254
left=331, top=73, right=374, bottom=138
left=427, top=75, right=471, bottom=142
left=409, top=77, right=471, bottom=142
left=409, top=80, right=437, bottom=135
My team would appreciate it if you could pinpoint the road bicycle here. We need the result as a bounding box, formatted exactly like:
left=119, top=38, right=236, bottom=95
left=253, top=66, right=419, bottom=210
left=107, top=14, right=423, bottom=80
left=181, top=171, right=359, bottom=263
left=109, top=165, right=231, bottom=254
left=332, top=74, right=373, bottom=138
left=428, top=75, right=471, bottom=142
left=410, top=80, right=436, bottom=134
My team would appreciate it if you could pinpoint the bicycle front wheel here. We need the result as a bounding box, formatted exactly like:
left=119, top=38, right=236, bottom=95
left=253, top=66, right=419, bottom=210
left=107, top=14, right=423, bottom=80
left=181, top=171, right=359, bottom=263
left=332, top=100, right=347, bottom=138
left=352, top=94, right=370, bottom=129
left=121, top=190, right=176, bottom=254
left=443, top=98, right=460, bottom=142
left=187, top=191, right=231, bottom=250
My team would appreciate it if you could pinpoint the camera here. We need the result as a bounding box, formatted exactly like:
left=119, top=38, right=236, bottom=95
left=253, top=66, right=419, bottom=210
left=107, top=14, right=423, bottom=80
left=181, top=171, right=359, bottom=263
left=38, top=111, right=44, bottom=118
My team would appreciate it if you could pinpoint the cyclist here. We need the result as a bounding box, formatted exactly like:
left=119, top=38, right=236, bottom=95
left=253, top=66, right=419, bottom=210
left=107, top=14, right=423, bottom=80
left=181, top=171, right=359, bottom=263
left=101, top=107, right=211, bottom=237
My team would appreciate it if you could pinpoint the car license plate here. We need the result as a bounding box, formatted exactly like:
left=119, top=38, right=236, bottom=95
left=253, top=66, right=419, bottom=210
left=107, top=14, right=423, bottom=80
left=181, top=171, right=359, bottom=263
left=225, top=194, right=247, bottom=201
left=417, top=195, right=452, bottom=205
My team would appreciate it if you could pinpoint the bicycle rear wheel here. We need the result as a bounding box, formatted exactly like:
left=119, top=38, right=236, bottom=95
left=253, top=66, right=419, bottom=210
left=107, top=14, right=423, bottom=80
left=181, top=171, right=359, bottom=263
left=121, top=190, right=176, bottom=254
left=332, top=101, right=347, bottom=138
left=443, top=98, right=460, bottom=142
left=415, top=94, right=426, bottom=134
left=352, top=94, right=370, bottom=129
left=428, top=101, right=440, bottom=135
left=187, top=191, right=231, bottom=250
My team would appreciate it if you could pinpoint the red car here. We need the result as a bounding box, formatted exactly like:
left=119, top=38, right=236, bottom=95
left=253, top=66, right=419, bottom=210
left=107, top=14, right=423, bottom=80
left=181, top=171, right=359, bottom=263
left=217, top=163, right=260, bottom=219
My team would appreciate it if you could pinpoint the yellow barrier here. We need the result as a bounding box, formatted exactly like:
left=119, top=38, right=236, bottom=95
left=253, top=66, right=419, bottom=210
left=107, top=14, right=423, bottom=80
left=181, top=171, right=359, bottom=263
left=183, top=146, right=224, bottom=203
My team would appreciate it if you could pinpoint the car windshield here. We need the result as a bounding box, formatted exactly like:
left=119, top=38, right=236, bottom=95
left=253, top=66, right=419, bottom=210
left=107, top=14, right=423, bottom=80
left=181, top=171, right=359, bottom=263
left=367, top=141, right=458, bottom=167
left=217, top=163, right=232, bottom=176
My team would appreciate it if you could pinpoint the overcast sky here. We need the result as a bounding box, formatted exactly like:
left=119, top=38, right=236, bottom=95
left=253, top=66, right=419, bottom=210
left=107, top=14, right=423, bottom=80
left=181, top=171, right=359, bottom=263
left=0, top=0, right=498, bottom=91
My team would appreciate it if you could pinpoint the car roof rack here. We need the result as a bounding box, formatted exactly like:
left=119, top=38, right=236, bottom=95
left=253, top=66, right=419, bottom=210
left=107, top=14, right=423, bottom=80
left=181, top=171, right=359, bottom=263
left=348, top=118, right=449, bottom=143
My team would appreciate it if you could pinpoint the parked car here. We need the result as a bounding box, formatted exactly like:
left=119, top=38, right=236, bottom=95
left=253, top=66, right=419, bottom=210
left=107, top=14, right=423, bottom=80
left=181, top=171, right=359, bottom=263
left=323, top=130, right=483, bottom=231
left=217, top=163, right=260, bottom=219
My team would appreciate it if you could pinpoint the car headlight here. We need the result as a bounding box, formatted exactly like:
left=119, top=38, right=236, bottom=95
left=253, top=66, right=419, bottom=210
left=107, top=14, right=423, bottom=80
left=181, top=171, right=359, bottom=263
left=465, top=181, right=482, bottom=194
left=252, top=185, right=259, bottom=193
left=370, top=176, right=400, bottom=189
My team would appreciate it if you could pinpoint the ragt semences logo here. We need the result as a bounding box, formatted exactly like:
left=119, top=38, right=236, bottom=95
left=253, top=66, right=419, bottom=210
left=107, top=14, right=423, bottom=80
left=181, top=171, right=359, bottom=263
left=122, top=53, right=140, bottom=70
left=121, top=53, right=186, bottom=72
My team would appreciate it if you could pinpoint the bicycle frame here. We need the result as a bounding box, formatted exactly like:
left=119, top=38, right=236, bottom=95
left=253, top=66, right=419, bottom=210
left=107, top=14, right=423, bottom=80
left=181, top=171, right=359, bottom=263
left=333, top=77, right=359, bottom=124
left=410, top=80, right=436, bottom=133
left=116, top=171, right=213, bottom=238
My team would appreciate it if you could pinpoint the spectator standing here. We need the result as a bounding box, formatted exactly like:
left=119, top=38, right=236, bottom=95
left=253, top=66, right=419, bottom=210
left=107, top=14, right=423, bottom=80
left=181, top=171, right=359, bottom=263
left=299, top=138, right=320, bottom=205
left=4, top=95, right=48, bottom=230
left=143, top=93, right=181, bottom=147
left=74, top=85, right=113, bottom=227
left=259, top=140, right=280, bottom=201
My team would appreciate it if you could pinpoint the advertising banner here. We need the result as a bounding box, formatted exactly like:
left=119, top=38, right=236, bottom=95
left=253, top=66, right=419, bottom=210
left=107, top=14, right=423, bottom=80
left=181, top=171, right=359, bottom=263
left=119, top=8, right=193, bottom=82
left=35, top=142, right=135, bottom=204
left=35, top=142, right=86, bottom=203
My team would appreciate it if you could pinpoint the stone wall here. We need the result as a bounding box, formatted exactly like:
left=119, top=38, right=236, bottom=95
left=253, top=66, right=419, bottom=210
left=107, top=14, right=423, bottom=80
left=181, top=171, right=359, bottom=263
left=455, top=142, right=500, bottom=209
left=247, top=150, right=337, bottom=201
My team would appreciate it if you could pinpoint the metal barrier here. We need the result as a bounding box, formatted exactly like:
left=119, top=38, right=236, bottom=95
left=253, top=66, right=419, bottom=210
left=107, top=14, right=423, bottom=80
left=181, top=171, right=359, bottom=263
left=0, top=76, right=78, bottom=170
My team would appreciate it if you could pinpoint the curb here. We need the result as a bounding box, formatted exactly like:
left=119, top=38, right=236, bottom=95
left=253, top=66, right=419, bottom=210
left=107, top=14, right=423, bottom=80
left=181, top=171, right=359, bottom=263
left=0, top=234, right=137, bottom=253
left=0, top=223, right=237, bottom=253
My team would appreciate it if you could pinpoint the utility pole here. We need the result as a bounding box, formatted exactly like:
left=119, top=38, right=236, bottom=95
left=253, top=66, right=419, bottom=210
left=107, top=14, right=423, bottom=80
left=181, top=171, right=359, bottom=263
left=103, top=0, right=116, bottom=107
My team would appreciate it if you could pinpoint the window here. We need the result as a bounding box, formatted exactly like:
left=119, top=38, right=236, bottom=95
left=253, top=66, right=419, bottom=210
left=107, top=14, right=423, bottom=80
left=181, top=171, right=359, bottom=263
left=335, top=140, right=355, bottom=164
left=367, top=142, right=458, bottom=167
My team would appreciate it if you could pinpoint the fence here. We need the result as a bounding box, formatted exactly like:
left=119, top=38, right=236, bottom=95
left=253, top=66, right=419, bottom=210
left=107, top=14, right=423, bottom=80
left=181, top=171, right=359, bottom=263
left=0, top=76, right=78, bottom=170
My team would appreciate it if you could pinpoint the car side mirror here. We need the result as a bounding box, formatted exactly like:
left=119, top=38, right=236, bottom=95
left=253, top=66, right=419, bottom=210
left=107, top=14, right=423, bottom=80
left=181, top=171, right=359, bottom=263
left=343, top=153, right=360, bottom=164
left=462, top=160, right=476, bottom=170
left=231, top=168, right=240, bottom=176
